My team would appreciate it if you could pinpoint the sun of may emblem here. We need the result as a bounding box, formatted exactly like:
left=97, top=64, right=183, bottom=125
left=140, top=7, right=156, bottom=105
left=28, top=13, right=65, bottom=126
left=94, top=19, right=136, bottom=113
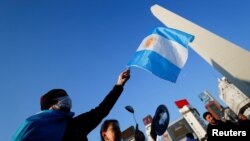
left=144, top=36, right=156, bottom=48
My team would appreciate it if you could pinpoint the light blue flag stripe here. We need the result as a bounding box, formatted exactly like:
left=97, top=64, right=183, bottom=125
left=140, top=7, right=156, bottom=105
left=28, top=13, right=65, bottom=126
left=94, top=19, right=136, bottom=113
left=128, top=50, right=180, bottom=82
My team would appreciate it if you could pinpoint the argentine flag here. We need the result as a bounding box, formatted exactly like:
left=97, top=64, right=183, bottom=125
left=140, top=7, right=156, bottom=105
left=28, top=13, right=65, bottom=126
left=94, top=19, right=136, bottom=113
left=127, top=27, right=194, bottom=82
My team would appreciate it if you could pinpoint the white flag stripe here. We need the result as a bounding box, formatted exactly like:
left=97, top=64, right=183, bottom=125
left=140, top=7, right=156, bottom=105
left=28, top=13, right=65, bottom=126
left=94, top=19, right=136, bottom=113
left=137, top=34, right=188, bottom=68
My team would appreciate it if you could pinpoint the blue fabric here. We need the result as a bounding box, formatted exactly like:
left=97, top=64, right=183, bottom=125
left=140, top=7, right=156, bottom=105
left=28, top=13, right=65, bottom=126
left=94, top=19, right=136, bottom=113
left=12, top=110, right=74, bottom=141
left=152, top=27, right=194, bottom=48
left=128, top=50, right=180, bottom=82
left=127, top=27, right=194, bottom=82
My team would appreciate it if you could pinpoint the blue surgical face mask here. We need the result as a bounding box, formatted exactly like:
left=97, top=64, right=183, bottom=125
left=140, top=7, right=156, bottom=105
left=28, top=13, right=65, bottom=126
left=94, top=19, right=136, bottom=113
left=52, top=96, right=72, bottom=110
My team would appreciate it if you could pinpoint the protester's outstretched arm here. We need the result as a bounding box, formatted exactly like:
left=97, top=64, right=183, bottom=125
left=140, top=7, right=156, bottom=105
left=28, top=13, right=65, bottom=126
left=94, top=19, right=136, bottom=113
left=116, top=69, right=130, bottom=86
left=70, top=69, right=131, bottom=138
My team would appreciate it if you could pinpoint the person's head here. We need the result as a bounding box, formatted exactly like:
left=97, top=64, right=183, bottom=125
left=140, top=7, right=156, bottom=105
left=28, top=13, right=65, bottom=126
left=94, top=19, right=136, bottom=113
left=100, top=119, right=121, bottom=141
left=40, top=89, right=72, bottom=112
left=203, top=112, right=217, bottom=125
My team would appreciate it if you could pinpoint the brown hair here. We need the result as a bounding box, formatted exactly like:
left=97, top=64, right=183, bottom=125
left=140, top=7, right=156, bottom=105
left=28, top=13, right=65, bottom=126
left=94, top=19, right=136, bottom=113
left=100, top=119, right=121, bottom=141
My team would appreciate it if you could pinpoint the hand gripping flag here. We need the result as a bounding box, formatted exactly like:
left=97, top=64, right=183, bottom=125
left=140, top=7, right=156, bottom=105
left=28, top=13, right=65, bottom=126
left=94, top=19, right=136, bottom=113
left=127, top=27, right=194, bottom=82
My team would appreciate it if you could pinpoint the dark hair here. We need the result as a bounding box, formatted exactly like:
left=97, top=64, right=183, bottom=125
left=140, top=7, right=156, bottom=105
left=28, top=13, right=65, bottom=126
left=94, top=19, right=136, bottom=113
left=202, top=112, right=211, bottom=120
left=100, top=119, right=121, bottom=141
left=40, top=89, right=68, bottom=110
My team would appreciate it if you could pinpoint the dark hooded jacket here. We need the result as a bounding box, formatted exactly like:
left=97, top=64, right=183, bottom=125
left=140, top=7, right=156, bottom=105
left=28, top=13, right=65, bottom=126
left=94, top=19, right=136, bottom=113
left=62, top=85, right=123, bottom=141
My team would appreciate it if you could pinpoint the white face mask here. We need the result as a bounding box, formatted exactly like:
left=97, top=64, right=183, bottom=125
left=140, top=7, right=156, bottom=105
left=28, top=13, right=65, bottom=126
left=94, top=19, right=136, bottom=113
left=51, top=96, right=72, bottom=111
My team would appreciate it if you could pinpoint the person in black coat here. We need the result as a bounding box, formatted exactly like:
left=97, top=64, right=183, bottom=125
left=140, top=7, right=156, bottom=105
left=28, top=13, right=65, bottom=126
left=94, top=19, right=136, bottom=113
left=12, top=69, right=130, bottom=141
left=203, top=111, right=238, bottom=141
left=237, top=113, right=250, bottom=140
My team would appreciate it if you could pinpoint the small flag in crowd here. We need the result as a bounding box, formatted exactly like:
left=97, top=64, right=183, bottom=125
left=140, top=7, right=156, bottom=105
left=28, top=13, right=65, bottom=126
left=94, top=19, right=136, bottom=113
left=127, top=27, right=194, bottom=82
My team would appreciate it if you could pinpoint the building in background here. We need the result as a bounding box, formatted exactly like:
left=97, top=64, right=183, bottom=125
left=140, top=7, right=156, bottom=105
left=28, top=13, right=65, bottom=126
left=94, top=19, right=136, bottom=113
left=199, top=90, right=238, bottom=122
left=223, top=107, right=238, bottom=122
left=199, top=90, right=225, bottom=120
left=143, top=113, right=208, bottom=141
left=205, top=100, right=224, bottom=120
left=218, top=77, right=250, bottom=118
left=175, top=99, right=207, bottom=140
left=167, top=117, right=194, bottom=141
left=199, top=90, right=216, bottom=105
left=122, top=126, right=136, bottom=141
left=142, top=115, right=154, bottom=141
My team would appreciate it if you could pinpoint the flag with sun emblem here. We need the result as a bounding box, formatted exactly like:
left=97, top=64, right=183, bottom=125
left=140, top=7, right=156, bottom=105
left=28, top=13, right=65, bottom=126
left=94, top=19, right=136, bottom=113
left=127, top=27, right=194, bottom=82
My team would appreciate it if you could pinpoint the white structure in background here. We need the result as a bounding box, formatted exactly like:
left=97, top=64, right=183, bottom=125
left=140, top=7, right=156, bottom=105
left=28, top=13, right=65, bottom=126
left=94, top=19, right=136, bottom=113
left=142, top=115, right=154, bottom=141
left=158, top=130, right=172, bottom=141
left=142, top=115, right=173, bottom=141
left=151, top=4, right=250, bottom=98
left=175, top=99, right=207, bottom=140
left=218, top=77, right=250, bottom=118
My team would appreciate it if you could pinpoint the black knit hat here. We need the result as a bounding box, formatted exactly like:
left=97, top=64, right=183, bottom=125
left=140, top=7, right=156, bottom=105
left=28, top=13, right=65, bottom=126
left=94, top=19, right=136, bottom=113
left=40, top=89, right=68, bottom=110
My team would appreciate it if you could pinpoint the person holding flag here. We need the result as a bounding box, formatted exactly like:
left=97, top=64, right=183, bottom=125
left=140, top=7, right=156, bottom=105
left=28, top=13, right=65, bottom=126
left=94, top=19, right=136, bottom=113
left=12, top=69, right=130, bottom=141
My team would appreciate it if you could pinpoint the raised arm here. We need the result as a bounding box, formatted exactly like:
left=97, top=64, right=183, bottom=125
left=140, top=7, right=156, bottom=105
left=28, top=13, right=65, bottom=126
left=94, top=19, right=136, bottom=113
left=66, top=69, right=130, bottom=140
